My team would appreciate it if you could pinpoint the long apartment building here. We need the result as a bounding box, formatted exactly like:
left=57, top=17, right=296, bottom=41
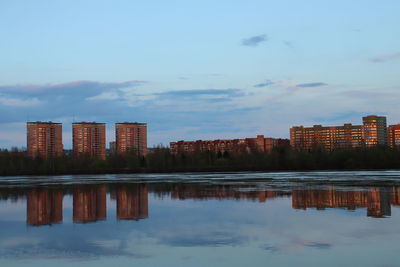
left=72, top=122, right=106, bottom=160
left=27, top=122, right=63, bottom=158
left=388, top=124, right=400, bottom=148
left=170, top=135, right=289, bottom=154
left=115, top=122, right=147, bottom=156
left=290, top=115, right=387, bottom=151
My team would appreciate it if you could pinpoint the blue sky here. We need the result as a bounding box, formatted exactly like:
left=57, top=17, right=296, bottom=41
left=0, top=0, right=399, bottom=148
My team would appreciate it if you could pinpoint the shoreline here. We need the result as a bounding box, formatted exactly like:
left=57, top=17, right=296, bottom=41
left=1, top=167, right=400, bottom=177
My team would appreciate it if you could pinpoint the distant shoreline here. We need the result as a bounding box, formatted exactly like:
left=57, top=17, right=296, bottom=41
left=1, top=167, right=400, bottom=177
left=2, top=146, right=400, bottom=177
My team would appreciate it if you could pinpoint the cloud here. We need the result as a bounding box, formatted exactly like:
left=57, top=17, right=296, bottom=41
left=369, top=52, right=400, bottom=63
left=241, top=34, right=268, bottom=47
left=0, top=80, right=144, bottom=97
left=157, top=89, right=242, bottom=97
left=0, top=96, right=41, bottom=107
left=259, top=244, right=279, bottom=252
left=303, top=242, right=332, bottom=249
left=296, top=82, right=327, bottom=88
left=283, top=41, right=293, bottom=48
left=86, top=92, right=120, bottom=101
left=254, top=80, right=274, bottom=88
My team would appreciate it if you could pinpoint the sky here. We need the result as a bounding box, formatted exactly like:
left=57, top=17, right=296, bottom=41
left=0, top=0, right=399, bottom=149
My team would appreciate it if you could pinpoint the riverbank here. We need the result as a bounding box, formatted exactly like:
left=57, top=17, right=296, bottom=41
left=1, top=146, right=400, bottom=176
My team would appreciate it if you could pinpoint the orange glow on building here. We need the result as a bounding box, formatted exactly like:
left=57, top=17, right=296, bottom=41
left=290, top=115, right=387, bottom=151
left=170, top=135, right=289, bottom=154
left=115, top=122, right=147, bottom=156
left=362, top=115, right=387, bottom=146
left=27, top=122, right=63, bottom=158
left=72, top=122, right=106, bottom=160
left=387, top=124, right=400, bottom=148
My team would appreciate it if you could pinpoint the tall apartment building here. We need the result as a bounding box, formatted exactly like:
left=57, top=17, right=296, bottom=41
left=388, top=125, right=400, bottom=148
left=170, top=135, right=289, bottom=154
left=362, top=115, right=387, bottom=146
left=72, top=122, right=106, bottom=160
left=27, top=122, right=63, bottom=158
left=115, top=123, right=147, bottom=156
left=290, top=115, right=387, bottom=151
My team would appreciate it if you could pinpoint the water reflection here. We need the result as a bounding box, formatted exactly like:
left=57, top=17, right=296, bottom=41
left=2, top=173, right=400, bottom=265
left=292, top=187, right=392, bottom=218
left=27, top=189, right=63, bottom=226
left=7, top=184, right=397, bottom=226
left=115, top=184, right=148, bottom=220
left=73, top=185, right=107, bottom=223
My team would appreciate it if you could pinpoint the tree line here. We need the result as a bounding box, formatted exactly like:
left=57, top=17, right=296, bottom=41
left=0, top=146, right=400, bottom=176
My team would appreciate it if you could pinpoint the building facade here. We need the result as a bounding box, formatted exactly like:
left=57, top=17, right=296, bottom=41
left=27, top=122, right=63, bottom=158
left=388, top=124, right=400, bottom=148
left=115, top=123, right=147, bottom=156
left=170, top=135, right=289, bottom=154
left=362, top=115, right=387, bottom=146
left=290, top=123, right=363, bottom=151
left=72, top=122, right=106, bottom=160
left=290, top=115, right=387, bottom=151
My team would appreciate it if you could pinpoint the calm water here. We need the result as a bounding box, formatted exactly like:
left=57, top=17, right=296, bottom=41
left=1, top=171, right=400, bottom=266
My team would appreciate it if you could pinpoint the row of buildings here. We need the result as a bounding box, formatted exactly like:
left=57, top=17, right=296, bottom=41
left=290, top=115, right=400, bottom=151
left=169, top=135, right=289, bottom=154
left=169, top=115, right=400, bottom=154
left=27, top=122, right=147, bottom=159
left=26, top=114, right=400, bottom=160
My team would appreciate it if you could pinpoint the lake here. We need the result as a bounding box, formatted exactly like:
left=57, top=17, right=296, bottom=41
left=1, top=171, right=400, bottom=266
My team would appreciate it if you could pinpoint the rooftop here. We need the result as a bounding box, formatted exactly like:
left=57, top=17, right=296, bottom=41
left=115, top=122, right=147, bottom=125
left=72, top=122, right=105, bottom=125
left=27, top=121, right=61, bottom=124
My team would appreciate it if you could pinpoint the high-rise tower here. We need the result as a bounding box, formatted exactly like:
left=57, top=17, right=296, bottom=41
left=115, top=123, right=147, bottom=156
left=27, top=122, right=63, bottom=158
left=362, top=115, right=387, bottom=146
left=72, top=122, right=106, bottom=160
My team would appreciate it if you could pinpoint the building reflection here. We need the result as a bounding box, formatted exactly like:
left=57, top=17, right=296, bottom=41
left=391, top=186, right=400, bottom=206
left=19, top=183, right=400, bottom=226
left=116, top=184, right=148, bottom=220
left=169, top=184, right=286, bottom=202
left=73, top=184, right=107, bottom=223
left=27, top=189, right=63, bottom=226
left=367, top=188, right=391, bottom=218
left=292, top=187, right=392, bottom=218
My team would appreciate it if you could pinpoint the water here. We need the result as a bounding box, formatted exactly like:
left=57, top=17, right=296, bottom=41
left=1, top=171, right=400, bottom=266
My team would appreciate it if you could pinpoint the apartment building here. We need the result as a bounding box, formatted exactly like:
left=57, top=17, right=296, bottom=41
left=290, top=123, right=363, bottom=151
left=388, top=124, right=400, bottom=148
left=27, top=122, right=63, bottom=158
left=170, top=135, right=289, bottom=154
left=290, top=115, right=387, bottom=151
left=72, top=122, right=106, bottom=160
left=362, top=115, right=387, bottom=146
left=115, top=122, right=147, bottom=156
